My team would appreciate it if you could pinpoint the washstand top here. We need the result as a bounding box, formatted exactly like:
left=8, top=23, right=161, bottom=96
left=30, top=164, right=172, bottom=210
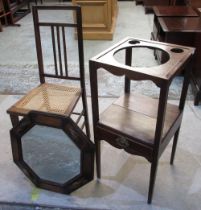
left=90, top=37, right=195, bottom=86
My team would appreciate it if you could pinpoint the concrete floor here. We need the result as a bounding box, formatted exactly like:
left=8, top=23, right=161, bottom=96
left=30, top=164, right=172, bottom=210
left=0, top=1, right=155, bottom=97
left=1, top=1, right=201, bottom=210
left=1, top=95, right=201, bottom=210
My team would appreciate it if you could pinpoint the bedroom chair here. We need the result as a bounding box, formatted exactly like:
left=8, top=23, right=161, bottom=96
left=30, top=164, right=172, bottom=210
left=7, top=5, right=90, bottom=138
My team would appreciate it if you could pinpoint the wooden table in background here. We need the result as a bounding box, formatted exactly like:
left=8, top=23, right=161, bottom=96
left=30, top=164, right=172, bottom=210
left=153, top=5, right=199, bottom=17
left=151, top=6, right=199, bottom=43
left=152, top=16, right=201, bottom=105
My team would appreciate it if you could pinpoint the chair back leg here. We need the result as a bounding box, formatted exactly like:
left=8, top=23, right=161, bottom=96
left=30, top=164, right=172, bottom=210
left=81, top=91, right=90, bottom=138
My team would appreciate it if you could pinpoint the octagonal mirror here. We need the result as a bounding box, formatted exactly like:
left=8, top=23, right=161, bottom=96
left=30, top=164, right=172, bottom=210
left=10, top=111, right=94, bottom=194
left=22, top=125, right=80, bottom=184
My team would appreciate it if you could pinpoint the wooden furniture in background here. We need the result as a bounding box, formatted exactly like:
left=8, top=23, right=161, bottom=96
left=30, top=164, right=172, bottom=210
left=144, top=0, right=170, bottom=13
left=188, top=0, right=201, bottom=15
left=153, top=5, right=199, bottom=18
left=72, top=0, right=118, bottom=40
left=0, top=0, right=10, bottom=31
left=0, top=0, right=2, bottom=31
left=0, top=0, right=6, bottom=31
left=143, top=0, right=188, bottom=13
left=151, top=16, right=201, bottom=105
left=3, top=0, right=30, bottom=25
left=90, top=37, right=194, bottom=203
left=136, top=0, right=144, bottom=5
left=144, top=0, right=201, bottom=14
left=187, top=0, right=201, bottom=8
left=151, top=6, right=199, bottom=62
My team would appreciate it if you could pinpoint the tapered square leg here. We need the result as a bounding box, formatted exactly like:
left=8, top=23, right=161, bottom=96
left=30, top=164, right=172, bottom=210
left=170, top=127, right=180, bottom=165
left=148, top=160, right=158, bottom=204
left=95, top=140, right=101, bottom=178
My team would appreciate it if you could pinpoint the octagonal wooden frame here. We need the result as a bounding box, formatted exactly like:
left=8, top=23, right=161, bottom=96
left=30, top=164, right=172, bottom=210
left=10, top=111, right=94, bottom=194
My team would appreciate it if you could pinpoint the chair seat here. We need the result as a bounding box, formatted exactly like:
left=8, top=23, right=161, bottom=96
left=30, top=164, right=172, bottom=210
left=8, top=83, right=81, bottom=116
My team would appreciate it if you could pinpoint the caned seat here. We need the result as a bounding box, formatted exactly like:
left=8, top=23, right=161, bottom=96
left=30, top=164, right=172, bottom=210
left=8, top=83, right=81, bottom=116
left=7, top=5, right=90, bottom=137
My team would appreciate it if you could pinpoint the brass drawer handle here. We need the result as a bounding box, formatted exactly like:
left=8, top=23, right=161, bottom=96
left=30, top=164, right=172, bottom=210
left=115, top=137, right=129, bottom=149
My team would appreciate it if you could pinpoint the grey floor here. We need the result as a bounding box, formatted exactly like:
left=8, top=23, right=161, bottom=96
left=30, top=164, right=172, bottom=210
left=1, top=96, right=201, bottom=210
left=1, top=1, right=201, bottom=210
left=0, top=1, right=155, bottom=97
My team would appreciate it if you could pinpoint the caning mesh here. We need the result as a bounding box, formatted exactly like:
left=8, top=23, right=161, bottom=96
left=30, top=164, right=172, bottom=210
left=15, top=83, right=81, bottom=115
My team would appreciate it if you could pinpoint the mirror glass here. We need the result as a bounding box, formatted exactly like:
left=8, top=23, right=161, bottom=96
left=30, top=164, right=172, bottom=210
left=22, top=125, right=80, bottom=184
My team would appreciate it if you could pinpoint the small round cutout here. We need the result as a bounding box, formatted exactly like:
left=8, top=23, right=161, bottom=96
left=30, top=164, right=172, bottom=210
left=171, top=48, right=184, bottom=53
left=129, top=40, right=140, bottom=45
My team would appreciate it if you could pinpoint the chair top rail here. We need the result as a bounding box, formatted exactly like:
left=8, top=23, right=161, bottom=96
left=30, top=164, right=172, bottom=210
left=33, top=5, right=81, bottom=11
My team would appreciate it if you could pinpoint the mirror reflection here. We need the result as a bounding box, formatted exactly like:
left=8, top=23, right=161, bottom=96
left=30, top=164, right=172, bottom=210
left=22, top=125, right=80, bottom=184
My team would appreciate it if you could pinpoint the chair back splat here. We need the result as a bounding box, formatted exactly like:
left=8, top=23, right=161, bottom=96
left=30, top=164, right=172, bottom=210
left=32, top=6, right=84, bottom=83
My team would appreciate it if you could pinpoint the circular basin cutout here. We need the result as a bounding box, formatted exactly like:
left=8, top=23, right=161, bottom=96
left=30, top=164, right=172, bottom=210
left=171, top=48, right=184, bottom=53
left=113, top=46, right=169, bottom=68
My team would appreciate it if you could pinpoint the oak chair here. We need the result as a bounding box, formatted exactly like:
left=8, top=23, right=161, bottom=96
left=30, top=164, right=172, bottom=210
left=7, top=5, right=90, bottom=138
left=89, top=37, right=194, bottom=204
